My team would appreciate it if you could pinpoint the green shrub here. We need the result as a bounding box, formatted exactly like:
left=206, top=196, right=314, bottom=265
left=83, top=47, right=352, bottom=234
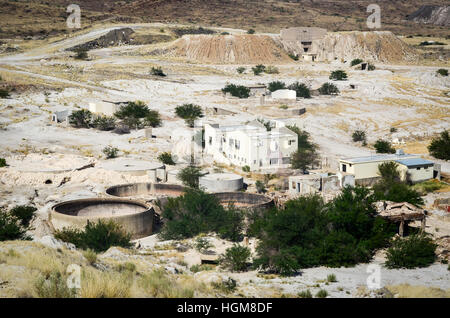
left=319, top=82, right=340, bottom=95
left=34, top=271, right=77, bottom=298
left=390, top=127, right=398, bottom=133
left=436, top=69, right=448, bottom=77
left=102, top=146, right=119, bottom=159
left=114, top=101, right=160, bottom=129
left=374, top=139, right=396, bottom=154
left=92, top=115, right=116, bottom=131
left=150, top=66, right=166, bottom=77
left=330, top=70, right=348, bottom=81
left=268, top=81, right=286, bottom=92
left=298, top=289, right=312, bottom=298
left=428, top=130, right=450, bottom=160
left=247, top=29, right=255, bottom=34
left=265, top=66, right=279, bottom=74
left=175, top=103, right=204, bottom=127
left=288, top=53, right=299, bottom=61
left=69, top=109, right=92, bottom=128
left=54, top=220, right=132, bottom=252
left=352, top=130, right=367, bottom=144
left=288, top=82, right=311, bottom=98
left=0, top=158, right=7, bottom=167
left=385, top=233, right=437, bottom=269
left=315, top=289, right=328, bottom=298
left=255, top=180, right=266, bottom=194
left=194, top=237, right=213, bottom=254
left=0, top=211, right=31, bottom=241
left=177, top=165, right=206, bottom=188
left=327, top=274, right=337, bottom=283
left=252, top=64, right=266, bottom=76
left=9, top=205, right=36, bottom=227
left=0, top=89, right=10, bottom=98
left=219, top=244, right=251, bottom=272
left=159, top=188, right=244, bottom=241
left=367, top=64, right=376, bottom=71
left=74, top=48, right=88, bottom=60
left=144, top=110, right=162, bottom=128
left=236, top=67, right=246, bottom=74
left=157, top=152, right=176, bottom=165
left=222, top=84, right=250, bottom=98
left=351, top=59, right=363, bottom=67
left=242, top=165, right=250, bottom=173
left=212, top=277, right=237, bottom=293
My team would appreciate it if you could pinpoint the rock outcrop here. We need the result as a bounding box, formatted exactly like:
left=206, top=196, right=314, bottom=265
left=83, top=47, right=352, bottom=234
left=407, top=5, right=450, bottom=27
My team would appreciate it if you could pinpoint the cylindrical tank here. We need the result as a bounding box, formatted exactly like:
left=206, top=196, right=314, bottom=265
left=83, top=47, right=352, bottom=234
left=199, top=173, right=244, bottom=192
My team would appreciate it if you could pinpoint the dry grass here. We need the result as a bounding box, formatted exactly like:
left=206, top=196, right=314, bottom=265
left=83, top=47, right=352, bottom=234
left=386, top=284, right=450, bottom=298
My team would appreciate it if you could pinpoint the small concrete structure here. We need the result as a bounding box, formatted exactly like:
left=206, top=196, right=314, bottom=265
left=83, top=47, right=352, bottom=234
left=98, top=159, right=164, bottom=177
left=51, top=198, right=154, bottom=239
left=51, top=110, right=72, bottom=124
left=271, top=89, right=297, bottom=100
left=247, top=85, right=267, bottom=96
left=199, top=173, right=244, bottom=192
left=88, top=101, right=121, bottom=116
left=396, top=158, right=435, bottom=184
left=289, top=173, right=340, bottom=195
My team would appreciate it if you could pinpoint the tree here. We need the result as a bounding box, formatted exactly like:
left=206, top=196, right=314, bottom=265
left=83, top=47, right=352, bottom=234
left=374, top=139, right=396, bottom=154
left=252, top=64, right=266, bottom=76
left=351, top=59, right=363, bottom=67
left=150, top=66, right=166, bottom=77
left=177, top=165, right=206, bottom=188
left=144, top=110, right=162, bottom=128
left=330, top=70, right=348, bottom=81
left=69, top=109, right=92, bottom=128
left=352, top=130, right=367, bottom=144
left=9, top=205, right=36, bottom=227
left=221, top=84, right=250, bottom=98
left=428, top=130, right=450, bottom=160
left=268, top=81, right=286, bottom=92
left=0, top=158, right=7, bottom=167
left=175, top=104, right=204, bottom=127
left=385, top=233, right=437, bottom=269
left=377, top=162, right=401, bottom=184
left=288, top=82, right=311, bottom=98
left=158, top=152, right=176, bottom=165
left=194, top=237, right=213, bottom=254
left=319, top=82, right=340, bottom=95
left=436, top=69, right=448, bottom=77
left=114, top=101, right=160, bottom=129
left=286, top=125, right=319, bottom=172
left=219, top=245, right=251, bottom=272
left=92, top=115, right=116, bottom=131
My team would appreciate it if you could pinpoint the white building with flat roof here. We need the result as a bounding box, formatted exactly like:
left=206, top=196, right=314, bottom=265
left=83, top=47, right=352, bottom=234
left=204, top=120, right=298, bottom=171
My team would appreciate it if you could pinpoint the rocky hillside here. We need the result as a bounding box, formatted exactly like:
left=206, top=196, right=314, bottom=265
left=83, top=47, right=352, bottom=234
left=407, top=5, right=450, bottom=27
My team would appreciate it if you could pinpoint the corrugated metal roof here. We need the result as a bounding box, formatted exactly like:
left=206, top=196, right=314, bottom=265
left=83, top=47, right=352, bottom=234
left=340, top=154, right=418, bottom=164
left=395, top=158, right=434, bottom=167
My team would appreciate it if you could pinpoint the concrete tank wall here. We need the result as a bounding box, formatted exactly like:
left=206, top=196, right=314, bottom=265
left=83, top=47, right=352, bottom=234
left=199, top=173, right=244, bottom=192
left=106, top=183, right=186, bottom=198
left=212, top=192, right=273, bottom=210
left=51, top=198, right=154, bottom=239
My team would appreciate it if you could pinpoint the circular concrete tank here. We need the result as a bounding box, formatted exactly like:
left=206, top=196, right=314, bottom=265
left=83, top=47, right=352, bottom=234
left=199, top=173, right=244, bottom=192
left=51, top=198, right=154, bottom=239
left=213, top=192, right=273, bottom=209
left=98, top=159, right=164, bottom=176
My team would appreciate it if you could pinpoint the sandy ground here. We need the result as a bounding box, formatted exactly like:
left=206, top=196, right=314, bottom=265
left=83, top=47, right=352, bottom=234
left=0, top=23, right=449, bottom=297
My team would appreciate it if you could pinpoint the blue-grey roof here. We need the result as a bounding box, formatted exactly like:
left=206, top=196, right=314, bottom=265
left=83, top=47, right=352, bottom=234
left=340, top=154, right=418, bottom=164
left=395, top=158, right=434, bottom=168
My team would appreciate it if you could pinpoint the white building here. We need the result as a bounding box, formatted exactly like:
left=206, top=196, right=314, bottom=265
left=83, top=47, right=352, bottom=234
left=204, top=120, right=298, bottom=171
left=271, top=89, right=297, bottom=100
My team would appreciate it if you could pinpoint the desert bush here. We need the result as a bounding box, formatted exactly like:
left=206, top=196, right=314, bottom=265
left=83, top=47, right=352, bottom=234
left=219, top=245, right=251, bottom=272
left=247, top=29, right=255, bottom=34
left=368, top=64, right=376, bottom=71
left=298, top=290, right=312, bottom=298
left=374, top=139, right=396, bottom=154
left=268, top=81, right=286, bottom=92
left=385, top=233, right=437, bottom=269
left=319, top=82, right=340, bottom=95
left=330, top=70, right=348, bottom=81
left=137, top=269, right=194, bottom=297
left=390, top=127, right=398, bottom=133
left=428, top=130, right=450, bottom=160
left=9, top=205, right=36, bottom=227
left=115, top=262, right=136, bottom=273
left=157, top=152, right=176, bottom=165
left=351, top=58, right=363, bottom=67
left=102, top=146, right=119, bottom=159
left=212, top=277, right=237, bottom=293
left=327, top=274, right=337, bottom=283
left=255, top=180, right=266, bottom=194
left=150, top=66, right=166, bottom=77
left=288, top=82, right=311, bottom=98
left=159, top=188, right=244, bottom=241
left=114, top=101, right=161, bottom=129
left=242, top=165, right=250, bottom=173
left=83, top=249, right=97, bottom=265
left=316, top=289, right=328, bottom=298
left=54, top=220, right=132, bottom=252
left=0, top=158, right=7, bottom=167
left=34, top=271, right=77, bottom=298
left=352, top=130, right=367, bottom=144
left=92, top=115, right=116, bottom=131
left=288, top=53, right=299, bottom=61
left=175, top=103, right=204, bottom=127
left=69, top=109, right=92, bottom=128
left=0, top=211, right=31, bottom=241
left=436, top=69, right=448, bottom=76
left=194, top=237, right=213, bottom=254
left=265, top=66, right=279, bottom=74
left=222, top=84, right=250, bottom=98
left=236, top=67, right=246, bottom=74
left=0, top=89, right=10, bottom=98
left=74, top=48, right=88, bottom=60
left=252, top=64, right=266, bottom=75
left=144, top=110, right=162, bottom=127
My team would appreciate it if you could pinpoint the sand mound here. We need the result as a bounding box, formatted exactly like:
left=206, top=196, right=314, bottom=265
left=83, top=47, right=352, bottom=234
left=161, top=34, right=292, bottom=64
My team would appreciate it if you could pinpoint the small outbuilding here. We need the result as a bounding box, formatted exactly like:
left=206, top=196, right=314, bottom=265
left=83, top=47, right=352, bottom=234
left=271, top=89, right=297, bottom=100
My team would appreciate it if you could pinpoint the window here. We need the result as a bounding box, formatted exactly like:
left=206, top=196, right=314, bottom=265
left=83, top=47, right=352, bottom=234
left=282, top=157, right=290, bottom=164
left=209, top=137, right=212, bottom=145
left=270, top=158, right=279, bottom=165
left=288, top=140, right=295, bottom=146
left=235, top=140, right=240, bottom=149
left=342, top=164, right=347, bottom=172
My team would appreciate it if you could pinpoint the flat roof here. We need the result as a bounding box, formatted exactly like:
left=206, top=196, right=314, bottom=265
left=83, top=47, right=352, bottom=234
left=340, top=154, right=418, bottom=164
left=395, top=158, right=434, bottom=168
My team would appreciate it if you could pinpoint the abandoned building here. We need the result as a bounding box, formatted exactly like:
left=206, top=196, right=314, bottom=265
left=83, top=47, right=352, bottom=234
left=51, top=110, right=72, bottom=124
left=376, top=201, right=427, bottom=237
left=280, top=27, right=327, bottom=62
left=288, top=171, right=355, bottom=196
left=339, top=150, right=439, bottom=185
left=88, top=101, right=122, bottom=116
left=204, top=120, right=298, bottom=171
